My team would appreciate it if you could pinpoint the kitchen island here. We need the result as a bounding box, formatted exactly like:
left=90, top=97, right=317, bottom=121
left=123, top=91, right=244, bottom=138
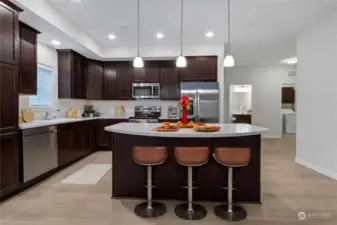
left=105, top=123, right=267, bottom=203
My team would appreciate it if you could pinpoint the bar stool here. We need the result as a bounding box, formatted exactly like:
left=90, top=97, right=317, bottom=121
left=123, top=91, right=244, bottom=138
left=174, top=147, right=209, bottom=220
left=133, top=146, right=167, bottom=218
left=213, top=147, right=251, bottom=221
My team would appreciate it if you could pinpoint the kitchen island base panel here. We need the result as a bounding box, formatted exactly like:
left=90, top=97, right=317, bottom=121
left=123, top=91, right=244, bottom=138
left=112, top=133, right=261, bottom=203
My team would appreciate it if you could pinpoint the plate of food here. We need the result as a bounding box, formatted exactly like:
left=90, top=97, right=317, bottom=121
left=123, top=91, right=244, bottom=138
left=176, top=121, right=195, bottom=128
left=194, top=124, right=221, bottom=132
left=154, top=123, right=180, bottom=132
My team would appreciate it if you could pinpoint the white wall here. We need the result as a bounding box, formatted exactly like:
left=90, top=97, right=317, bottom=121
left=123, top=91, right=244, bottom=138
left=296, top=13, right=337, bottom=180
left=224, top=67, right=291, bottom=138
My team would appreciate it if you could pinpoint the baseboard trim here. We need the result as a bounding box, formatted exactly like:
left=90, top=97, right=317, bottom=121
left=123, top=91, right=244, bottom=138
left=262, top=134, right=281, bottom=139
left=295, top=157, right=337, bottom=180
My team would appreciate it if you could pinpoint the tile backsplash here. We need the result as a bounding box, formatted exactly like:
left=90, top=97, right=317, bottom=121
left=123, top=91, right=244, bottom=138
left=88, top=100, right=179, bottom=118
left=19, top=95, right=179, bottom=119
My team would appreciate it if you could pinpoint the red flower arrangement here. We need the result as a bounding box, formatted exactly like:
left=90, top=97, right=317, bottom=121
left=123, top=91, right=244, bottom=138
left=180, top=96, right=191, bottom=125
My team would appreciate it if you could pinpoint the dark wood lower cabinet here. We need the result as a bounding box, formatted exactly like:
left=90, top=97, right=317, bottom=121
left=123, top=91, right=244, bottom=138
left=99, top=119, right=128, bottom=149
left=57, top=121, right=95, bottom=166
left=0, top=132, right=20, bottom=198
left=233, top=114, right=252, bottom=124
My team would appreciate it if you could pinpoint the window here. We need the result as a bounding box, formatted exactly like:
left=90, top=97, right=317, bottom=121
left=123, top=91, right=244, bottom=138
left=29, top=64, right=53, bottom=107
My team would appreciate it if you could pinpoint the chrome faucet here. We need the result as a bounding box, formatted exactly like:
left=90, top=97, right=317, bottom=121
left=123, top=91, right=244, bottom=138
left=44, top=109, right=59, bottom=120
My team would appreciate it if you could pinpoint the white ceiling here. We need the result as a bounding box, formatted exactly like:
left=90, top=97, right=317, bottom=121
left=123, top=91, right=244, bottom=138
left=14, top=0, right=337, bottom=65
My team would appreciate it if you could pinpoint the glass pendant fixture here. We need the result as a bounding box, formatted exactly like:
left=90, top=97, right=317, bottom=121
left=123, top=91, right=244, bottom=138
left=133, top=0, right=144, bottom=68
left=176, top=0, right=186, bottom=68
left=224, top=0, right=235, bottom=67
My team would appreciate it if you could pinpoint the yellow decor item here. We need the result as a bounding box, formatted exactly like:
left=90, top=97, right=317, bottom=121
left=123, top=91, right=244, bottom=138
left=22, top=108, right=34, bottom=123
left=67, top=109, right=74, bottom=118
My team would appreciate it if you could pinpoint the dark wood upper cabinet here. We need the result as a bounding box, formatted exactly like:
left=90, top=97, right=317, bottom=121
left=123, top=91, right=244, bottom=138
left=117, top=62, right=133, bottom=100
left=197, top=56, right=217, bottom=81
left=146, top=61, right=160, bottom=82
left=103, top=62, right=118, bottom=100
left=0, top=62, right=18, bottom=134
left=282, top=87, right=295, bottom=104
left=19, top=22, right=39, bottom=94
left=0, top=132, right=20, bottom=196
left=133, top=67, right=146, bottom=82
left=57, top=50, right=87, bottom=99
left=133, top=61, right=160, bottom=83
left=160, top=61, right=180, bottom=100
left=179, top=56, right=217, bottom=81
left=87, top=59, right=103, bottom=100
left=179, top=57, right=199, bottom=81
left=0, top=1, right=22, bottom=66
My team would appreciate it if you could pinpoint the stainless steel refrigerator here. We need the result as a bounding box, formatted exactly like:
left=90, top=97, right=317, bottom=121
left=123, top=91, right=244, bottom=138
left=180, top=82, right=219, bottom=123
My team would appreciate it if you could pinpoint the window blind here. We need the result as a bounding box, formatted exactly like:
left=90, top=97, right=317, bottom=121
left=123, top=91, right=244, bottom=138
left=29, top=64, right=53, bottom=107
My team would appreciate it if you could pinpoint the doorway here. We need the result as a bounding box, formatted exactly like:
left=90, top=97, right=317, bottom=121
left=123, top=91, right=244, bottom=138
left=229, top=85, right=252, bottom=124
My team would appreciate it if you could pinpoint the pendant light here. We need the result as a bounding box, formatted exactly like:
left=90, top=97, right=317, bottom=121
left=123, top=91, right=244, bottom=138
left=224, top=0, right=235, bottom=67
left=176, top=0, right=187, bottom=67
left=133, top=0, right=144, bottom=68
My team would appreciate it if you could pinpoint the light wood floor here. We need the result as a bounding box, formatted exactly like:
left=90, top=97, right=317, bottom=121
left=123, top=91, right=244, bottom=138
left=0, top=135, right=336, bottom=225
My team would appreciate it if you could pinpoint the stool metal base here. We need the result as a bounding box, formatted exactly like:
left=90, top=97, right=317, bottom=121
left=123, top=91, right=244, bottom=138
left=134, top=201, right=166, bottom=218
left=174, top=203, right=207, bottom=220
left=214, top=204, right=247, bottom=221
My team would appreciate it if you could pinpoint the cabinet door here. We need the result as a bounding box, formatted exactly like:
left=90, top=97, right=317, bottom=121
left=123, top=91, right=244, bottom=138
left=146, top=61, right=160, bottom=82
left=133, top=67, right=146, bottom=82
left=80, top=56, right=88, bottom=99
left=73, top=124, right=85, bottom=159
left=0, top=2, right=20, bottom=65
left=72, top=53, right=82, bottom=99
left=282, top=87, right=295, bottom=104
left=87, top=60, right=103, bottom=100
left=0, top=62, right=18, bottom=134
left=117, top=62, right=133, bottom=100
left=99, top=120, right=113, bottom=149
left=197, top=56, right=217, bottom=81
left=0, top=132, right=20, bottom=195
left=179, top=57, right=199, bottom=81
left=57, top=128, right=74, bottom=166
left=103, top=62, right=118, bottom=100
left=19, top=23, right=38, bottom=94
left=89, top=121, right=98, bottom=152
left=160, top=61, right=180, bottom=100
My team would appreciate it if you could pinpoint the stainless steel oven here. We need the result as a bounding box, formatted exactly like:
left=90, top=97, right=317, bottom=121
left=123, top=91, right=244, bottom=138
left=132, top=83, right=160, bottom=99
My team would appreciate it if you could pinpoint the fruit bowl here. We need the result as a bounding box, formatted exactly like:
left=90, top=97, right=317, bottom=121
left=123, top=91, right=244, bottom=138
left=194, top=125, right=220, bottom=132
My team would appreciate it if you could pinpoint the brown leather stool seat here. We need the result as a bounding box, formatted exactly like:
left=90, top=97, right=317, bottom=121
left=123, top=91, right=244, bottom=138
left=214, top=148, right=250, bottom=167
left=133, top=147, right=167, bottom=165
left=213, top=147, right=251, bottom=222
left=175, top=147, right=209, bottom=166
left=174, top=147, right=209, bottom=220
left=132, top=147, right=167, bottom=218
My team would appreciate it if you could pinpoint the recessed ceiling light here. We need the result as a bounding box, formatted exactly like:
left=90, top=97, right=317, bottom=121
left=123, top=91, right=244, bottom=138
left=205, top=31, right=214, bottom=38
left=282, top=57, right=297, bottom=64
left=108, top=33, right=116, bottom=40
left=51, top=40, right=61, bottom=46
left=155, top=32, right=164, bottom=39
left=71, top=0, right=81, bottom=3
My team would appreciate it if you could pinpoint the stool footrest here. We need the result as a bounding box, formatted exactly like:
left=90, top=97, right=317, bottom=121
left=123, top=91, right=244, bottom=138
left=221, top=186, right=236, bottom=190
left=182, top=181, right=199, bottom=189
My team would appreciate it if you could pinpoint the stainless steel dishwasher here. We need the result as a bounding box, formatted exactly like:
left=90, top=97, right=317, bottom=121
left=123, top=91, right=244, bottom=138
left=22, top=125, right=58, bottom=182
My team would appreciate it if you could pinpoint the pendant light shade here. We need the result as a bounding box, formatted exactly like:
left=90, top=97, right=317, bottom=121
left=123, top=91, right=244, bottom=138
left=134, top=0, right=144, bottom=68
left=176, top=0, right=186, bottom=68
left=223, top=55, right=235, bottom=67
left=224, top=0, right=235, bottom=67
left=176, top=55, right=187, bottom=67
left=133, top=56, right=144, bottom=68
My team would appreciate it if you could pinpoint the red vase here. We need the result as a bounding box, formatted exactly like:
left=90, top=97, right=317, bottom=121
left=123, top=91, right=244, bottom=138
left=182, top=110, right=188, bottom=125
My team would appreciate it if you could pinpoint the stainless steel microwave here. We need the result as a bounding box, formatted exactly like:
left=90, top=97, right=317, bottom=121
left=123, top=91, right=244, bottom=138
left=132, top=83, right=160, bottom=99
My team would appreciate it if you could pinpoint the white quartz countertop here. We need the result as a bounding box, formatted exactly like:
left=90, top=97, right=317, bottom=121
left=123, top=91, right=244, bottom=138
left=105, top=123, right=267, bottom=138
left=19, top=117, right=129, bottom=130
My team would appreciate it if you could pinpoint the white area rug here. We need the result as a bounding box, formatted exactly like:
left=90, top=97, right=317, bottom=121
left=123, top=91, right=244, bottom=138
left=61, top=164, right=111, bottom=185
